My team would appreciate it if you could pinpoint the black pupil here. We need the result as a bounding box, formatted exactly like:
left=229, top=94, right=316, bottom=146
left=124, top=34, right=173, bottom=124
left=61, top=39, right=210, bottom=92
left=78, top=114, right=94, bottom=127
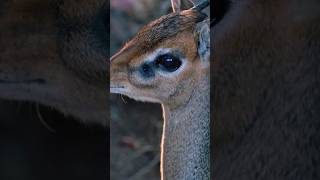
left=155, top=54, right=182, bottom=72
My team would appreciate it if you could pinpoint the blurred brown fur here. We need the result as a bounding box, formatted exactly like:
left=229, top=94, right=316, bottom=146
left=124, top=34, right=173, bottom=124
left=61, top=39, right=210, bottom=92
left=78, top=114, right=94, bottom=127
left=213, top=0, right=320, bottom=179
left=0, top=0, right=108, bottom=124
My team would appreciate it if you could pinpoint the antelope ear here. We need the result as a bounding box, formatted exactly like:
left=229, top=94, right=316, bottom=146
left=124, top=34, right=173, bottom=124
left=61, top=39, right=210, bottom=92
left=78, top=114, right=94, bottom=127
left=195, top=19, right=210, bottom=63
left=171, top=0, right=181, bottom=12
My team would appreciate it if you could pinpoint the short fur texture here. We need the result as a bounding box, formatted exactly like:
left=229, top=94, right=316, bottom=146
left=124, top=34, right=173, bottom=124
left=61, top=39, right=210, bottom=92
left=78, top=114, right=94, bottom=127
left=111, top=9, right=207, bottom=64
left=213, top=0, right=320, bottom=179
left=0, top=0, right=108, bottom=124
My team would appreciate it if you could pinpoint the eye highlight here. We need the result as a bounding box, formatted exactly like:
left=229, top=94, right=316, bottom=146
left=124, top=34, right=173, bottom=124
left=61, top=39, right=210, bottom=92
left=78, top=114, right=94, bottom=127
left=155, top=54, right=182, bottom=72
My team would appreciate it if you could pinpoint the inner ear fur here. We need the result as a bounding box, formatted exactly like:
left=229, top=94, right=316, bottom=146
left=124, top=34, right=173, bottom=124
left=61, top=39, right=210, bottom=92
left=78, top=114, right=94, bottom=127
left=194, top=19, right=210, bottom=62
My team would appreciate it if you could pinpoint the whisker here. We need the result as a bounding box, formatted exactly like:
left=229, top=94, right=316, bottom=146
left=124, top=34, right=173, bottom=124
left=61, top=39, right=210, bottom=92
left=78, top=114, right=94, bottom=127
left=120, top=94, right=128, bottom=104
left=35, top=104, right=56, bottom=133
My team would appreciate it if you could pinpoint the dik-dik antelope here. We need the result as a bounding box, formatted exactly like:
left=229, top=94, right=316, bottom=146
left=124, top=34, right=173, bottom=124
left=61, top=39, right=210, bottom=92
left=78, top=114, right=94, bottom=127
left=110, top=0, right=210, bottom=179
left=213, top=0, right=320, bottom=179
left=0, top=0, right=108, bottom=125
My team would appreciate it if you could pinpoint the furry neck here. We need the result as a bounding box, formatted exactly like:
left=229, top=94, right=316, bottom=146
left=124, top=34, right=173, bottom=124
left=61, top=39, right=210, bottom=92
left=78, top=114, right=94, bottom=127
left=160, top=76, right=210, bottom=180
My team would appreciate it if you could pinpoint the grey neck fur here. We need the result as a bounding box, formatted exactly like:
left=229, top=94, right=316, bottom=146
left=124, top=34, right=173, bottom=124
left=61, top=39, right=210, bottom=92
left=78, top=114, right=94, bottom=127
left=161, top=76, right=210, bottom=180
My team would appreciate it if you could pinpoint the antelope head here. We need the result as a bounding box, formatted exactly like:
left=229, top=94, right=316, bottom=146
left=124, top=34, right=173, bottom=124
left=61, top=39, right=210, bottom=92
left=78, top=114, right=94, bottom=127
left=110, top=0, right=210, bottom=108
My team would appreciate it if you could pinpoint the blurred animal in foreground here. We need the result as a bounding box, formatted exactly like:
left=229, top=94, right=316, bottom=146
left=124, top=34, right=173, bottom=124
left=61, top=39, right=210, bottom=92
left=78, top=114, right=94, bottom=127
left=0, top=0, right=108, bottom=125
left=213, top=0, right=320, bottom=179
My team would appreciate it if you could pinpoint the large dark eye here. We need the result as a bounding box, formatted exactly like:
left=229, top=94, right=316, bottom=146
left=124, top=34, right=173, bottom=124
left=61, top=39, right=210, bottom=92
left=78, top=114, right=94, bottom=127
left=155, top=54, right=182, bottom=72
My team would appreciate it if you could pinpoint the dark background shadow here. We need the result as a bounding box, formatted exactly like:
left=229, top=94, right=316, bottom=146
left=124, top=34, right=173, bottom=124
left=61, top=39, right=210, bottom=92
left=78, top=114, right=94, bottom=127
left=0, top=100, right=108, bottom=180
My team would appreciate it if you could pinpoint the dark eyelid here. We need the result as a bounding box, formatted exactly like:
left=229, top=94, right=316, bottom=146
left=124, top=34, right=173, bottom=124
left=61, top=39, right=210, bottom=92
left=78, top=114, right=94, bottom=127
left=155, top=49, right=184, bottom=61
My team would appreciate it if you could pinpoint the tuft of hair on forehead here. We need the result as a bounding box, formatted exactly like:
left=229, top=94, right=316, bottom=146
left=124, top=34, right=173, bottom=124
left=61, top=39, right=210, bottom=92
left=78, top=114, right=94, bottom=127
left=111, top=9, right=207, bottom=62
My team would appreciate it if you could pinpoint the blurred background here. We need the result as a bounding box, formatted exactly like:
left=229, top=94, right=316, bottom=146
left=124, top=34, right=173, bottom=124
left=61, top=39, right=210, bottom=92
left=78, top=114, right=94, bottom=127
left=0, top=100, right=107, bottom=180
left=110, top=0, right=209, bottom=179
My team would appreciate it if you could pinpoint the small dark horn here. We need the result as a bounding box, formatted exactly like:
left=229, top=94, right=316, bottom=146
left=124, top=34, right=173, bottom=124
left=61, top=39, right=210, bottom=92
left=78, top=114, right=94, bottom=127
left=191, top=0, right=210, bottom=11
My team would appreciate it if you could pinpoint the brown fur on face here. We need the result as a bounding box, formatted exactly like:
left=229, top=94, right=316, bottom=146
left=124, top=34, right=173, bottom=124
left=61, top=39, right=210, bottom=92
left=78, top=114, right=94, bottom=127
left=0, top=0, right=108, bottom=125
left=110, top=9, right=206, bottom=62
left=110, top=9, right=209, bottom=108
